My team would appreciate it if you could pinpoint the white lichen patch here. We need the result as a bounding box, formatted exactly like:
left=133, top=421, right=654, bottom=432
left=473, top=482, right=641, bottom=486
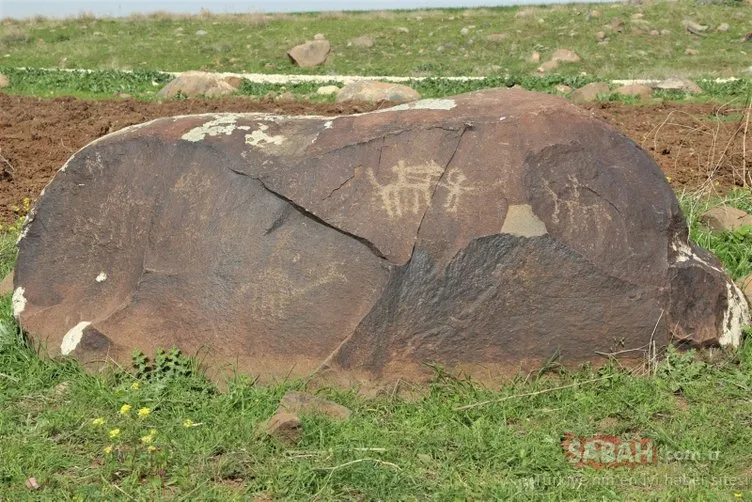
left=181, top=115, right=251, bottom=142
left=720, top=282, right=749, bottom=348
left=245, top=124, right=286, bottom=148
left=96, top=272, right=108, bottom=283
left=324, top=120, right=333, bottom=129
left=12, top=287, right=26, bottom=317
left=61, top=321, right=91, bottom=356
left=501, top=204, right=548, bottom=237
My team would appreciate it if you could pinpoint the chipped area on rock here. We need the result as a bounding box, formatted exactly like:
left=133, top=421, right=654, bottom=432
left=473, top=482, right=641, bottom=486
left=245, top=124, right=286, bottom=148
left=324, top=120, right=333, bottom=129
left=12, top=287, right=26, bottom=317
left=181, top=115, right=251, bottom=142
left=720, top=282, right=749, bottom=348
left=96, top=272, right=108, bottom=283
left=501, top=204, right=548, bottom=237
left=367, top=160, right=444, bottom=218
left=61, top=321, right=91, bottom=356
left=671, top=239, right=723, bottom=273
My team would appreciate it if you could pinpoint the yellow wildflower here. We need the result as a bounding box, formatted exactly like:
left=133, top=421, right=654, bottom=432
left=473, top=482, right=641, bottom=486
left=183, top=419, right=194, bottom=428
left=91, top=417, right=106, bottom=426
left=149, top=429, right=157, bottom=436
left=137, top=407, right=151, bottom=418
left=140, top=434, right=154, bottom=444
left=119, top=404, right=132, bottom=415
left=734, top=494, right=742, bottom=499
left=108, top=428, right=121, bottom=438
left=130, top=382, right=141, bottom=390
left=103, top=445, right=113, bottom=454
left=147, top=445, right=157, bottom=453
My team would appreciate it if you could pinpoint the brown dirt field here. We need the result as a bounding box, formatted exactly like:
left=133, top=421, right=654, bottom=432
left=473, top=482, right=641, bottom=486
left=1, top=93, right=750, bottom=224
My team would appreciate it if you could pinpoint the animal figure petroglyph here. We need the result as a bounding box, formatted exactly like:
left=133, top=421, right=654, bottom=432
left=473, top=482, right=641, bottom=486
left=367, top=160, right=444, bottom=218
left=252, top=264, right=346, bottom=319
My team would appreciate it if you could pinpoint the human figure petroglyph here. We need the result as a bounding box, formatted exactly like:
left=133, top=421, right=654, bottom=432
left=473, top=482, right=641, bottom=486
left=438, top=168, right=476, bottom=213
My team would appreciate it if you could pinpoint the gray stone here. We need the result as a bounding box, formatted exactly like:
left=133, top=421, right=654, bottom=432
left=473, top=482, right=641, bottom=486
left=157, top=71, right=238, bottom=99
left=287, top=40, right=331, bottom=68
left=571, top=82, right=610, bottom=103
left=700, top=206, right=752, bottom=232
left=336, top=80, right=420, bottom=104
left=654, top=77, right=703, bottom=94
left=349, top=35, right=374, bottom=48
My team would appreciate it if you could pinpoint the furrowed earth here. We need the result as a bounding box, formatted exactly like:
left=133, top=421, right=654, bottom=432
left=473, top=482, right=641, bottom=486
left=1, top=92, right=750, bottom=224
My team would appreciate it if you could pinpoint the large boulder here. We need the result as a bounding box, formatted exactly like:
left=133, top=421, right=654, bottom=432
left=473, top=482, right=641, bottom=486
left=287, top=40, right=330, bottom=68
left=13, top=89, right=749, bottom=385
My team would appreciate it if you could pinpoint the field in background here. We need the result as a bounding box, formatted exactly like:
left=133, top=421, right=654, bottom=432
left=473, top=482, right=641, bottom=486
left=2, top=0, right=752, bottom=499
left=0, top=0, right=751, bottom=78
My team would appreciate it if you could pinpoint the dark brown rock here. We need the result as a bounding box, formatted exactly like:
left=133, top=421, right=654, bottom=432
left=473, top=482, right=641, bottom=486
left=14, top=88, right=748, bottom=385
left=278, top=391, right=351, bottom=420
left=261, top=411, right=302, bottom=444
left=287, top=40, right=330, bottom=68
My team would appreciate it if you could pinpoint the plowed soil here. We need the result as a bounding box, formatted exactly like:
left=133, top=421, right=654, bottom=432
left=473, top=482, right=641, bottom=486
left=1, top=93, right=750, bottom=224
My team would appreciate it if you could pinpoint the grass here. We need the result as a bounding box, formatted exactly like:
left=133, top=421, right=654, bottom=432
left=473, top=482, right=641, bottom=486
left=0, top=1, right=751, bottom=79
left=2, top=65, right=752, bottom=104
left=1, top=190, right=752, bottom=499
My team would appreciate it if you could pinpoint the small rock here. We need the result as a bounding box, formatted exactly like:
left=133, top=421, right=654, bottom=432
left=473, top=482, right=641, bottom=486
left=699, top=206, right=752, bottom=232
left=551, top=49, right=580, bottom=63
left=278, top=391, right=351, bottom=420
left=718, top=23, right=729, bottom=32
left=0, top=73, right=8, bottom=88
left=590, top=9, right=601, bottom=18
left=25, top=477, right=41, bottom=490
left=287, top=40, right=331, bottom=68
left=571, top=82, right=610, bottom=104
left=52, top=381, right=70, bottom=396
left=417, top=453, right=433, bottom=464
left=660, top=29, right=671, bottom=36
left=615, top=83, right=653, bottom=99
left=223, top=76, right=244, bottom=89
left=336, top=80, right=420, bottom=104
left=0, top=268, right=13, bottom=295
left=261, top=412, right=302, bottom=445
left=157, top=71, right=238, bottom=99
left=436, top=45, right=445, bottom=53
left=529, top=51, right=541, bottom=63
left=596, top=31, right=607, bottom=42
left=654, top=77, right=702, bottom=94
left=117, top=93, right=132, bottom=99
left=313, top=33, right=326, bottom=41
left=317, top=85, right=340, bottom=95
left=649, top=30, right=659, bottom=36
left=195, top=30, right=208, bottom=36
left=460, top=27, right=470, bottom=36
left=611, top=18, right=624, bottom=33
left=736, top=274, right=752, bottom=304
left=275, top=91, right=296, bottom=103
left=631, top=13, right=644, bottom=20
left=555, top=84, right=572, bottom=94
left=537, top=59, right=559, bottom=73
left=684, top=48, right=699, bottom=56
left=486, top=33, right=507, bottom=42
left=349, top=35, right=374, bottom=48
left=396, top=27, right=409, bottom=34
left=683, top=20, right=708, bottom=36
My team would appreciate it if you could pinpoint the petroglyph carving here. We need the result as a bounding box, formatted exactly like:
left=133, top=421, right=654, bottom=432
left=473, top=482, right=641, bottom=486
left=438, top=168, right=476, bottom=213
left=367, top=160, right=444, bottom=218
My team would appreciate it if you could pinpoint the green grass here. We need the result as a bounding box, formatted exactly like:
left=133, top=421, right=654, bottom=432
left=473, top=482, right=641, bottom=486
left=1, top=1, right=751, bottom=79
left=1, top=191, right=752, bottom=499
left=2, top=66, right=752, bottom=104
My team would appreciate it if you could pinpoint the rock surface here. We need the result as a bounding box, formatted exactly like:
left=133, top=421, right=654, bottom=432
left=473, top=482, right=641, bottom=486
left=571, top=82, right=610, bottom=103
left=157, top=72, right=239, bottom=99
left=14, top=88, right=749, bottom=385
left=261, top=412, right=302, bottom=444
left=278, top=391, right=351, bottom=420
left=700, top=206, right=752, bottom=232
left=336, top=80, right=420, bottom=104
left=287, top=40, right=331, bottom=67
